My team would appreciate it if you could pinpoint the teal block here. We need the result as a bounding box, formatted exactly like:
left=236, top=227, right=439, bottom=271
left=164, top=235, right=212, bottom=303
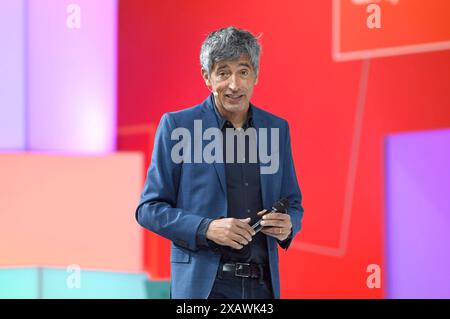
left=145, top=280, right=170, bottom=299
left=0, top=268, right=40, bottom=298
left=0, top=267, right=159, bottom=299
left=42, top=268, right=148, bottom=299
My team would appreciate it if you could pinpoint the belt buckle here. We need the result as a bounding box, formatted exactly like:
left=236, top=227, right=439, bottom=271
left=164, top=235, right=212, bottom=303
left=235, top=263, right=251, bottom=278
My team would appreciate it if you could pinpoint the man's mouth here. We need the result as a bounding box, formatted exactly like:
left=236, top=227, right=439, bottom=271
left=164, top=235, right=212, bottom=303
left=225, top=94, right=244, bottom=103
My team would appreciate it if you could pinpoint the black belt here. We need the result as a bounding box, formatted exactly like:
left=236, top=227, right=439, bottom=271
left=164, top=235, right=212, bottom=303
left=220, top=262, right=268, bottom=279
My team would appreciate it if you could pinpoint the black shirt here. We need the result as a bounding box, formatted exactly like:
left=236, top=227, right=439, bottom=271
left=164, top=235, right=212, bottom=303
left=196, top=98, right=268, bottom=265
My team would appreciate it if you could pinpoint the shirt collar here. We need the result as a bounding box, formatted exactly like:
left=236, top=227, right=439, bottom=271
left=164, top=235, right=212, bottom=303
left=210, top=94, right=254, bottom=130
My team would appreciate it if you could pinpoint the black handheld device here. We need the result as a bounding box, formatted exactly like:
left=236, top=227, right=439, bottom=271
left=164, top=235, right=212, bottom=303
left=251, top=198, right=289, bottom=233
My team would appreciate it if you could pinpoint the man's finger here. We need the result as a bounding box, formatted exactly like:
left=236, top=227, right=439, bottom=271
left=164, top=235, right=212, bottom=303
left=260, top=219, right=286, bottom=227
left=233, top=228, right=252, bottom=243
left=229, top=232, right=249, bottom=246
left=261, top=227, right=289, bottom=236
left=262, top=212, right=289, bottom=220
left=260, top=227, right=281, bottom=238
left=228, top=228, right=251, bottom=244
left=236, top=218, right=256, bottom=236
left=227, top=239, right=243, bottom=250
left=257, top=209, right=268, bottom=216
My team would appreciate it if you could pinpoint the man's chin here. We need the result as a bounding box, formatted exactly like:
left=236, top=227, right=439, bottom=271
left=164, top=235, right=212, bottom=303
left=223, top=101, right=248, bottom=113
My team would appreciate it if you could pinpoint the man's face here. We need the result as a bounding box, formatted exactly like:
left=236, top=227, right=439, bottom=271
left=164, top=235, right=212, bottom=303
left=202, top=55, right=258, bottom=115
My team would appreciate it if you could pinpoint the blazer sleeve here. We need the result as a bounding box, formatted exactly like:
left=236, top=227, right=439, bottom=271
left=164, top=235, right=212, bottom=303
left=278, top=120, right=304, bottom=250
left=135, top=113, right=204, bottom=252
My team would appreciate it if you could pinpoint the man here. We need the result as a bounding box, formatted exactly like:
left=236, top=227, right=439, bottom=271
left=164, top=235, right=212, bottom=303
left=135, top=26, right=304, bottom=299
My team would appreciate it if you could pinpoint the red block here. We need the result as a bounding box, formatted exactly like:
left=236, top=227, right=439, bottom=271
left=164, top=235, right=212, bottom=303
left=118, top=123, right=171, bottom=279
left=0, top=153, right=144, bottom=272
left=118, top=0, right=450, bottom=297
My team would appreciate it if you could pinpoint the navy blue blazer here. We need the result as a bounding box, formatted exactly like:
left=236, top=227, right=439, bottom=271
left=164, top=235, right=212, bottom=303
left=136, top=94, right=304, bottom=299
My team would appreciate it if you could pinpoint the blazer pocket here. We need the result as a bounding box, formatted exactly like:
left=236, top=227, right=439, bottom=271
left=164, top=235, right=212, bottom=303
left=170, top=247, right=191, bottom=263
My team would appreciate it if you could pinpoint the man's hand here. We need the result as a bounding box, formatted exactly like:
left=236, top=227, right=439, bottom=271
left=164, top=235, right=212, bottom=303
left=206, top=217, right=256, bottom=250
left=257, top=210, right=292, bottom=241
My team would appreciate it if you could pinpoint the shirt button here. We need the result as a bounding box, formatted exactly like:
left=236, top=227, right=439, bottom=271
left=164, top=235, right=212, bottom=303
left=247, top=209, right=251, bottom=213
left=244, top=182, right=249, bottom=186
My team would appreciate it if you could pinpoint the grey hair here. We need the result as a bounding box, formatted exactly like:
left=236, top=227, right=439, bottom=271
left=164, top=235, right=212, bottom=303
left=200, top=26, right=261, bottom=76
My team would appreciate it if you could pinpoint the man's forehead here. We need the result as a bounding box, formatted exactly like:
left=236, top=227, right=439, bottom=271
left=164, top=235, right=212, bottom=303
left=214, top=56, right=252, bottom=70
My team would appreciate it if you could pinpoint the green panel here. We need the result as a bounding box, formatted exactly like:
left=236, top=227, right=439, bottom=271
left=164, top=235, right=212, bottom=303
left=0, top=268, right=39, bottom=298
left=0, top=267, right=169, bottom=299
left=42, top=268, right=148, bottom=299
left=145, top=280, right=170, bottom=299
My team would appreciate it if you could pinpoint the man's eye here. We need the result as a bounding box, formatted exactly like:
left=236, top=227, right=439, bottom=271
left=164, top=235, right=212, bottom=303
left=241, top=70, right=249, bottom=76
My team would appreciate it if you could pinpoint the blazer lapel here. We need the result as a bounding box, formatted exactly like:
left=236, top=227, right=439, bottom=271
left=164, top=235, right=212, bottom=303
left=201, top=97, right=227, bottom=196
left=252, top=107, right=271, bottom=210
left=200, top=96, right=274, bottom=209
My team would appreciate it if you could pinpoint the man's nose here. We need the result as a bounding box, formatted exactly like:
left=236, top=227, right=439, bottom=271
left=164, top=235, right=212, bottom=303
left=228, top=74, right=239, bottom=91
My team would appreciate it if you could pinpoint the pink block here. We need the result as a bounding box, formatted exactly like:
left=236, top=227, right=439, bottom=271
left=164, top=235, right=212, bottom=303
left=0, top=153, right=143, bottom=272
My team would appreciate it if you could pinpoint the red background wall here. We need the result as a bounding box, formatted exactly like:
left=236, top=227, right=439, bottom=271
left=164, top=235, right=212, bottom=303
left=118, top=0, right=450, bottom=298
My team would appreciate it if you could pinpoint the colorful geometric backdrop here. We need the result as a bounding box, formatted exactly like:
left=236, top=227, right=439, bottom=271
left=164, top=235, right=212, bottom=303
left=1, top=0, right=449, bottom=298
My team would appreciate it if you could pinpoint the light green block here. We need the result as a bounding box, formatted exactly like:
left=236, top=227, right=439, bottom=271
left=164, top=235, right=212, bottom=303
left=145, top=280, right=170, bottom=299
left=42, top=268, right=148, bottom=299
left=0, top=267, right=169, bottom=299
left=0, top=268, right=40, bottom=299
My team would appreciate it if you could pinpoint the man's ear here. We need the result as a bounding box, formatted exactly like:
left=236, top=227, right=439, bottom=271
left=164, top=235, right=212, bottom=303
left=255, top=77, right=258, bottom=85
left=201, top=68, right=212, bottom=88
